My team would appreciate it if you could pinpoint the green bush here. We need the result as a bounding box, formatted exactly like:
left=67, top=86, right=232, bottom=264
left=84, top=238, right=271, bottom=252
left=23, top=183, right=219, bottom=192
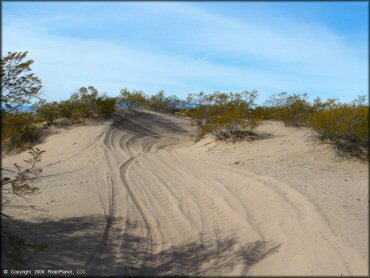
left=96, top=96, right=117, bottom=118
left=310, top=104, right=368, bottom=158
left=186, top=91, right=260, bottom=141
left=148, top=90, right=171, bottom=112
left=58, top=100, right=76, bottom=119
left=1, top=51, right=42, bottom=112
left=66, top=86, right=119, bottom=120
left=249, top=106, right=271, bottom=121
left=119, top=88, right=147, bottom=109
left=2, top=112, right=41, bottom=152
left=33, top=100, right=60, bottom=125
left=70, top=86, right=99, bottom=118
left=264, top=92, right=313, bottom=127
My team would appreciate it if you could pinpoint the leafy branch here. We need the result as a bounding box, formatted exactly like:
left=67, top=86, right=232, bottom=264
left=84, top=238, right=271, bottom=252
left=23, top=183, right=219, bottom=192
left=1, top=148, right=45, bottom=196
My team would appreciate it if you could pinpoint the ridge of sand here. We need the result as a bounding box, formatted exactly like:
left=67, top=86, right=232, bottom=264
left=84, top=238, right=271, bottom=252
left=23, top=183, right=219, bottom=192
left=2, top=111, right=368, bottom=276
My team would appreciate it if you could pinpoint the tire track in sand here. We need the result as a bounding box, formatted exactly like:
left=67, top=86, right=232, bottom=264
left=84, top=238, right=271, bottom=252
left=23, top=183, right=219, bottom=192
left=87, top=110, right=366, bottom=276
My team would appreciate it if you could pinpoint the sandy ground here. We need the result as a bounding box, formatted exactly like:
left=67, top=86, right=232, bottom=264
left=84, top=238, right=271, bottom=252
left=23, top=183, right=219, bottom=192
left=1, top=110, right=368, bottom=276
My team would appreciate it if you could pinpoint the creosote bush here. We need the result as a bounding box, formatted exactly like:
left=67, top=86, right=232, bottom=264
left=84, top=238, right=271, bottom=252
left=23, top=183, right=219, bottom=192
left=1, top=83, right=118, bottom=152
left=185, top=91, right=261, bottom=142
left=310, top=100, right=368, bottom=158
left=33, top=99, right=60, bottom=126
left=68, top=86, right=117, bottom=120
left=58, top=100, right=75, bottom=119
left=96, top=95, right=118, bottom=118
left=118, top=89, right=185, bottom=115
left=264, top=92, right=313, bottom=127
left=259, top=93, right=368, bottom=159
left=119, top=88, right=148, bottom=109
left=2, top=112, right=41, bottom=152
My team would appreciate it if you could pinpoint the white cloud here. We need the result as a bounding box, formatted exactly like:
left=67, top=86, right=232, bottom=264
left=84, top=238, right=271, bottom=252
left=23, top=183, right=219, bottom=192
left=2, top=2, right=367, bottom=102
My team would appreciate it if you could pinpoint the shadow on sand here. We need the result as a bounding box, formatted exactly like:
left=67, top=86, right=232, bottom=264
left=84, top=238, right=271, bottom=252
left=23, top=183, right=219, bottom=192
left=2, top=214, right=281, bottom=276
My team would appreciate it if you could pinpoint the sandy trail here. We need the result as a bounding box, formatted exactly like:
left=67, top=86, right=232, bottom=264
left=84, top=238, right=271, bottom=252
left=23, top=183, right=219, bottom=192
left=2, top=110, right=367, bottom=276
left=85, top=110, right=367, bottom=276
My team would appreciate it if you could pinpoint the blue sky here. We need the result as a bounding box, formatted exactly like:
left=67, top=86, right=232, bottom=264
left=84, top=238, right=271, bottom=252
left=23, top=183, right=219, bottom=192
left=2, top=2, right=368, bottom=103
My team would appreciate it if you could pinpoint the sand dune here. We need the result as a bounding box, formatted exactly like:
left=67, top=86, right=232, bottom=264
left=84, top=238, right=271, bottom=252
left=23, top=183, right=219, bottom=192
left=2, top=110, right=368, bottom=276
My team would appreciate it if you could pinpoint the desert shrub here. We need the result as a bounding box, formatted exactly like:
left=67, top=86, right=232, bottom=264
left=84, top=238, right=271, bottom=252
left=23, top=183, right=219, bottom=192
left=58, top=100, right=76, bottom=119
left=2, top=112, right=41, bottom=152
left=166, top=95, right=181, bottom=114
left=96, top=95, right=117, bottom=118
left=312, top=97, right=339, bottom=112
left=59, top=88, right=118, bottom=120
left=310, top=99, right=368, bottom=158
left=118, top=89, right=185, bottom=114
left=1, top=51, right=43, bottom=153
left=249, top=106, right=271, bottom=121
left=70, top=86, right=99, bottom=118
left=33, top=99, right=60, bottom=125
left=67, top=92, right=86, bottom=122
left=186, top=91, right=260, bottom=141
left=65, top=86, right=118, bottom=120
left=79, top=86, right=99, bottom=118
left=119, top=88, right=148, bottom=109
left=148, top=90, right=171, bottom=112
left=265, top=92, right=313, bottom=127
left=1, top=51, right=42, bottom=112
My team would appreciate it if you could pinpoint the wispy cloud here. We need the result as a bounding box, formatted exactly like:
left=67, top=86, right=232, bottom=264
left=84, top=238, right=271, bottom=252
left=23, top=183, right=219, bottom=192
left=3, top=2, right=368, bottom=102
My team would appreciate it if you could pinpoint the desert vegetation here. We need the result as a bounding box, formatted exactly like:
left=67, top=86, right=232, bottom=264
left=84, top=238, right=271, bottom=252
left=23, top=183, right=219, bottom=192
left=261, top=92, right=313, bottom=127
left=1, top=51, right=47, bottom=201
left=1, top=51, right=368, bottom=158
left=116, top=89, right=368, bottom=158
left=118, top=88, right=184, bottom=114
left=250, top=93, right=368, bottom=158
left=309, top=96, right=368, bottom=158
left=1, top=52, right=118, bottom=152
left=1, top=148, right=45, bottom=197
left=184, top=91, right=261, bottom=142
left=118, top=88, right=148, bottom=109
left=1, top=50, right=368, bottom=275
left=1, top=51, right=43, bottom=153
